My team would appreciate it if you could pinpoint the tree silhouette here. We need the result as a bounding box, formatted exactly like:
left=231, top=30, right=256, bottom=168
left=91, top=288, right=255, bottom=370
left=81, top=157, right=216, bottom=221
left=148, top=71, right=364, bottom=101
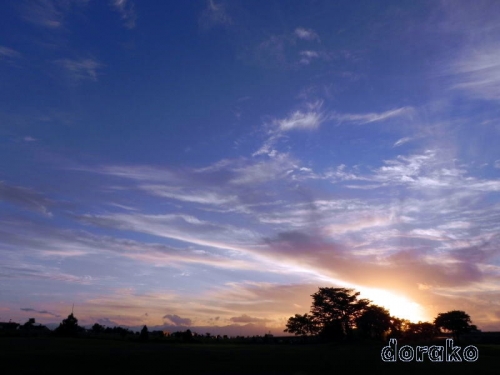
left=54, top=313, right=82, bottom=337
left=23, top=318, right=36, bottom=328
left=355, top=305, right=391, bottom=340
left=140, top=325, right=149, bottom=341
left=285, top=287, right=370, bottom=341
left=91, top=323, right=105, bottom=334
left=184, top=329, right=193, bottom=341
left=405, top=322, right=439, bottom=341
left=284, top=313, right=317, bottom=336
left=310, top=287, right=370, bottom=339
left=434, top=310, right=472, bottom=342
left=388, top=317, right=410, bottom=338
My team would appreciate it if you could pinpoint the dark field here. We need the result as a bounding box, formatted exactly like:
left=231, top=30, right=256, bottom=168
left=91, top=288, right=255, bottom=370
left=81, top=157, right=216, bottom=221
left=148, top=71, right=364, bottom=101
left=1, top=337, right=499, bottom=374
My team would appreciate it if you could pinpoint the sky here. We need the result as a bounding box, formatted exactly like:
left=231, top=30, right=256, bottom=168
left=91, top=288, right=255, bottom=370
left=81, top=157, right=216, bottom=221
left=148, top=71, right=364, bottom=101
left=1, top=0, right=500, bottom=335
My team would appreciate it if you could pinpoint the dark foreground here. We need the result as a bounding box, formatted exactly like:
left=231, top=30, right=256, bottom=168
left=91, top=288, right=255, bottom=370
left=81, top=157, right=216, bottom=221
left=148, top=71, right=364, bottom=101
left=1, top=337, right=499, bottom=375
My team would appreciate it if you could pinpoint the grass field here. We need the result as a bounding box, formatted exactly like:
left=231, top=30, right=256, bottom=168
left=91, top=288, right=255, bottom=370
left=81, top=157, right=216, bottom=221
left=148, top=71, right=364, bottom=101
left=1, top=337, right=499, bottom=374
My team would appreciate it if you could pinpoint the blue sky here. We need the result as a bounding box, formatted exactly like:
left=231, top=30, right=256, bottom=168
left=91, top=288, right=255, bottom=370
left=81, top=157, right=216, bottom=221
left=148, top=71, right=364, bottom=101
left=1, top=0, right=500, bottom=334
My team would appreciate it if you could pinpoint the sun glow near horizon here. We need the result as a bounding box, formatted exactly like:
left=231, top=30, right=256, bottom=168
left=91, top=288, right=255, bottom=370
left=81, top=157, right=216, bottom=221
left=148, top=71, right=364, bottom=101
left=359, top=287, right=428, bottom=323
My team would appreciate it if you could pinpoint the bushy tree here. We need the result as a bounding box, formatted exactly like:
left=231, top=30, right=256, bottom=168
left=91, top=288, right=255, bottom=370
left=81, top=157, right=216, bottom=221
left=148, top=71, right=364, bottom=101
left=91, top=323, right=105, bottom=334
left=140, top=325, right=149, bottom=341
left=355, top=305, right=391, bottom=340
left=310, top=288, right=370, bottom=339
left=284, top=313, right=317, bottom=336
left=285, top=287, right=370, bottom=341
left=184, top=329, right=193, bottom=341
left=388, top=317, right=411, bottom=338
left=54, top=313, right=83, bottom=337
left=405, top=322, right=439, bottom=341
left=434, top=310, right=472, bottom=342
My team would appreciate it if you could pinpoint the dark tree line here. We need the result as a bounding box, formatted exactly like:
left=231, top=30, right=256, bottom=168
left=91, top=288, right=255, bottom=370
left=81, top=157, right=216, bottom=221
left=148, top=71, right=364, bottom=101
left=285, top=287, right=476, bottom=342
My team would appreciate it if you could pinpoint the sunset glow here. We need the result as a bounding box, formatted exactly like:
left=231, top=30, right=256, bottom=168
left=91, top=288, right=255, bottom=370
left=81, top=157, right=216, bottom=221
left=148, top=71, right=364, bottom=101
left=359, top=288, right=428, bottom=324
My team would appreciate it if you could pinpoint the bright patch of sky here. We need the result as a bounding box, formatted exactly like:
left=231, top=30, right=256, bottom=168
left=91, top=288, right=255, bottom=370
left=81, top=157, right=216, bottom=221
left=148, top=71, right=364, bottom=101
left=1, top=0, right=500, bottom=333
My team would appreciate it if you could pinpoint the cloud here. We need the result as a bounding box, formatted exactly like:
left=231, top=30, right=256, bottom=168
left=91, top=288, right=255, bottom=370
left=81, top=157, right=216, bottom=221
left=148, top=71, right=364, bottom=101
left=495, top=160, right=500, bottom=169
left=229, top=153, right=299, bottom=185
left=299, top=50, right=320, bottom=65
left=20, top=0, right=89, bottom=29
left=199, top=0, right=232, bottom=30
left=255, top=35, right=288, bottom=67
left=23, top=136, right=37, bottom=142
left=271, top=101, right=326, bottom=133
left=294, top=27, right=319, bottom=41
left=20, top=308, right=60, bottom=318
left=253, top=28, right=327, bottom=68
left=21, top=0, right=63, bottom=28
left=139, top=185, right=238, bottom=206
left=111, top=0, right=136, bottom=29
left=97, top=317, right=120, bottom=327
left=253, top=103, right=413, bottom=161
left=251, top=133, right=281, bottom=157
left=452, top=46, right=500, bottom=100
left=393, top=137, right=412, bottom=147
left=38, top=147, right=500, bottom=329
left=91, top=164, right=178, bottom=182
left=1, top=263, right=92, bottom=285
left=276, top=109, right=324, bottom=131
left=0, top=181, right=52, bottom=216
left=439, top=2, right=500, bottom=101
left=229, top=314, right=271, bottom=324
left=0, top=46, right=21, bottom=60
left=253, top=105, right=410, bottom=157
left=86, top=154, right=311, bottom=205
left=262, top=228, right=490, bottom=299
left=0, top=218, right=258, bottom=271
left=365, top=150, right=500, bottom=192
left=331, top=107, right=414, bottom=125
left=56, top=58, right=103, bottom=82
left=78, top=212, right=256, bottom=254
left=163, top=314, right=192, bottom=326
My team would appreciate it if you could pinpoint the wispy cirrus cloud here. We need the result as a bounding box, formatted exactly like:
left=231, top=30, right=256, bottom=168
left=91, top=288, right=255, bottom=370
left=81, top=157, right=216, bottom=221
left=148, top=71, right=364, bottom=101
left=252, top=101, right=325, bottom=156
left=78, top=212, right=257, bottom=253
left=199, top=0, right=232, bottom=30
left=299, top=50, right=320, bottom=65
left=0, top=46, right=21, bottom=60
left=371, top=150, right=500, bottom=192
left=81, top=153, right=309, bottom=207
left=20, top=0, right=89, bottom=29
left=56, top=58, right=103, bottom=82
left=230, top=314, right=271, bottom=323
left=437, top=1, right=500, bottom=101
left=110, top=0, right=136, bottom=29
left=276, top=108, right=324, bottom=131
left=0, top=181, right=52, bottom=216
left=393, top=137, right=412, bottom=147
left=139, top=185, right=238, bottom=206
left=330, top=106, right=414, bottom=125
left=451, top=45, right=500, bottom=100
left=0, top=263, right=92, bottom=285
left=0, top=218, right=258, bottom=271
left=21, top=0, right=63, bottom=28
left=327, top=149, right=500, bottom=194
left=294, top=27, right=320, bottom=42
left=253, top=104, right=411, bottom=156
